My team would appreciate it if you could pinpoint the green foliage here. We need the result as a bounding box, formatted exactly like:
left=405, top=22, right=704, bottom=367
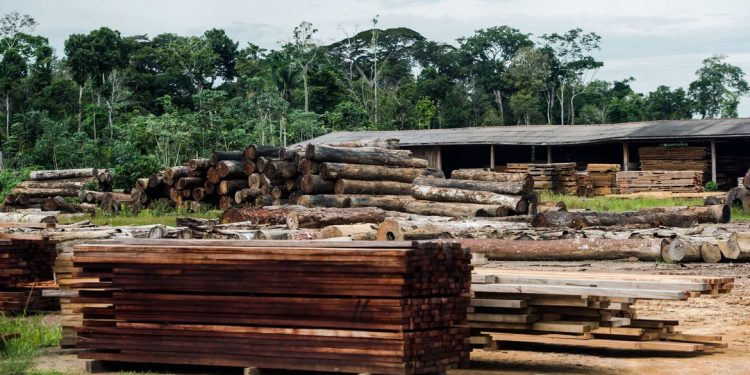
left=0, top=314, right=61, bottom=375
left=704, top=181, right=719, bottom=192
left=414, top=97, right=436, bottom=129
left=0, top=168, right=30, bottom=203
left=541, top=192, right=704, bottom=213
left=689, top=55, right=749, bottom=119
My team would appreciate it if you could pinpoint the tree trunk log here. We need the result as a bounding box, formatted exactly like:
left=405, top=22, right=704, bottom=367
left=320, top=223, right=378, bottom=240
left=203, top=180, right=215, bottom=194
left=192, top=188, right=206, bottom=202
left=29, top=168, right=95, bottom=180
left=661, top=238, right=702, bottom=262
left=163, top=166, right=190, bottom=185
left=412, top=176, right=531, bottom=195
left=306, top=144, right=427, bottom=168
left=218, top=179, right=249, bottom=195
left=13, top=188, right=82, bottom=201
left=217, top=160, right=245, bottom=178
left=286, top=207, right=387, bottom=229
left=319, top=162, right=443, bottom=182
left=148, top=174, right=164, bottom=188
left=234, top=188, right=262, bottom=204
left=325, top=138, right=400, bottom=149
left=460, top=238, right=664, bottom=261
left=335, top=179, right=412, bottom=195
left=254, top=195, right=273, bottom=207
left=248, top=173, right=261, bottom=189
left=264, top=160, right=298, bottom=179
left=187, top=158, right=210, bottom=172
left=210, top=150, right=243, bottom=164
left=405, top=200, right=508, bottom=218
left=175, top=177, right=204, bottom=190
left=411, top=185, right=527, bottom=213
left=0, top=212, right=57, bottom=224
left=42, top=196, right=96, bottom=214
left=296, top=194, right=349, bottom=208
left=376, top=217, right=527, bottom=241
left=206, top=167, right=221, bottom=184
left=252, top=228, right=320, bottom=240
left=301, top=175, right=335, bottom=194
left=219, top=206, right=299, bottom=225
left=298, top=159, right=320, bottom=175
left=700, top=242, right=723, bottom=263
left=346, top=195, right=415, bottom=212
left=532, top=207, right=728, bottom=229
left=17, top=178, right=96, bottom=190
left=243, top=161, right=256, bottom=175
left=450, top=169, right=533, bottom=185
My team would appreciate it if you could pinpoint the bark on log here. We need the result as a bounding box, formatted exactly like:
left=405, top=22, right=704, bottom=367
left=411, top=185, right=527, bottom=213
left=29, top=168, right=95, bottom=180
left=163, top=166, right=190, bottom=185
left=641, top=205, right=730, bottom=224
left=218, top=195, right=232, bottom=210
left=264, top=160, right=298, bottom=179
left=0, top=212, right=57, bottom=224
left=207, top=167, right=221, bottom=184
left=404, top=200, right=507, bottom=218
left=175, top=177, right=203, bottom=190
left=412, top=176, right=531, bottom=195
left=248, top=173, right=261, bottom=189
left=319, top=162, right=443, bottom=182
left=17, top=178, right=97, bottom=190
left=335, top=179, right=412, bottom=195
left=210, top=150, right=243, bottom=164
left=301, top=175, right=335, bottom=194
left=217, top=160, right=245, bottom=178
left=148, top=174, right=164, bottom=188
left=14, top=188, right=81, bottom=200
left=243, top=161, right=256, bottom=175
left=220, top=206, right=302, bottom=225
left=325, top=138, right=400, bottom=149
left=450, top=169, right=533, bottom=185
left=345, top=195, right=415, bottom=212
left=296, top=194, right=349, bottom=208
left=661, top=238, right=702, bottom=262
left=306, top=144, right=427, bottom=168
left=725, top=187, right=747, bottom=209
left=217, top=179, right=248, bottom=195
left=203, top=180, right=215, bottom=194
left=320, top=223, right=378, bottom=240
left=192, top=188, right=206, bottom=202
left=270, top=185, right=288, bottom=200
left=532, top=207, right=728, bottom=229
left=286, top=207, right=387, bottom=229
left=700, top=242, right=723, bottom=263
left=42, top=196, right=96, bottom=214
left=256, top=157, right=269, bottom=173
left=280, top=146, right=305, bottom=161
left=537, top=201, right=567, bottom=212
left=460, top=238, right=664, bottom=261
left=298, top=159, right=320, bottom=175
left=187, top=158, right=210, bottom=172
left=376, top=217, right=528, bottom=241
left=252, top=228, right=320, bottom=240
left=254, top=195, right=273, bottom=207
left=234, top=188, right=262, bottom=204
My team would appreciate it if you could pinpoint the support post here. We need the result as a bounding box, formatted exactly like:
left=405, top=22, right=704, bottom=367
left=490, top=145, right=495, bottom=169
left=622, top=143, right=629, bottom=171
left=436, top=146, right=442, bottom=171
left=546, top=146, right=552, bottom=164
left=711, top=141, right=716, bottom=183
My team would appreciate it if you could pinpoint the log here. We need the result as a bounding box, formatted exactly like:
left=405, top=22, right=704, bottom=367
left=264, top=160, right=298, bottom=179
left=731, top=232, right=750, bottom=261
left=252, top=228, right=320, bottom=240
left=148, top=174, right=164, bottom=188
left=135, top=178, right=149, bottom=192
left=175, top=177, right=204, bottom=190
left=411, top=185, right=527, bottom=213
left=42, top=196, right=96, bottom=214
left=298, top=159, right=320, bottom=175
left=0, top=212, right=57, bottom=224
left=335, top=179, right=412, bottom=195
left=280, top=145, right=305, bottom=161
left=187, top=158, right=211, bottom=172
left=163, top=166, right=190, bottom=185
left=209, top=150, right=243, bottom=164
left=296, top=194, right=349, bottom=208
left=219, top=206, right=301, bottom=225
left=286, top=207, right=387, bottom=229
left=192, top=188, right=206, bottom=202
left=661, top=238, right=702, bottom=262
left=301, top=175, right=335, bottom=194
left=376, top=217, right=528, bottom=241
left=460, top=238, right=664, bottom=261
left=254, top=195, right=273, bottom=207
left=306, top=144, right=427, bottom=168
left=270, top=185, right=287, bottom=200
left=234, top=188, right=262, bottom=204
left=412, top=177, right=531, bottom=195
left=319, top=162, right=443, bottom=182
left=17, top=178, right=97, bottom=190
left=256, top=157, right=269, bottom=173
left=537, top=201, right=567, bottom=212
left=29, top=168, right=95, bottom=180
left=345, top=195, right=415, bottom=212
left=451, top=169, right=533, bottom=184
left=531, top=207, right=727, bottom=229
left=243, top=144, right=279, bottom=161
left=206, top=167, right=221, bottom=184
left=319, top=224, right=379, bottom=240
left=404, top=200, right=508, bottom=218
left=243, top=161, right=256, bottom=175
left=218, top=195, right=232, bottom=210
left=217, top=179, right=249, bottom=195
left=217, top=160, right=245, bottom=178
left=248, top=173, right=262, bottom=189
left=325, top=138, right=400, bottom=149
left=13, top=188, right=81, bottom=200
left=203, top=180, right=215, bottom=194
left=641, top=205, right=730, bottom=224
left=717, top=234, right=741, bottom=260
left=700, top=242, right=723, bottom=263
left=725, top=187, right=747, bottom=209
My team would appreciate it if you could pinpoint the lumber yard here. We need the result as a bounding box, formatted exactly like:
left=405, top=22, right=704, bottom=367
left=1, top=133, right=750, bottom=374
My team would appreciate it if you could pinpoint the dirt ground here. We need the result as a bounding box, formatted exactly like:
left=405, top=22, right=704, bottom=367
left=34, top=261, right=750, bottom=375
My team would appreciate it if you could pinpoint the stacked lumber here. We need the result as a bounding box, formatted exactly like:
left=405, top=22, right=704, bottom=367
left=73, top=239, right=471, bottom=374
left=470, top=270, right=732, bottom=354
left=4, top=168, right=112, bottom=211
left=408, top=169, right=534, bottom=217
left=508, top=163, right=576, bottom=194
left=587, top=164, right=620, bottom=196
left=575, top=172, right=592, bottom=197
left=639, top=146, right=709, bottom=179
left=616, top=171, right=704, bottom=193
left=0, top=237, right=58, bottom=313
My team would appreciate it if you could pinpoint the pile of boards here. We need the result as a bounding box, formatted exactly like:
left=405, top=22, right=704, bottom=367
left=470, top=270, right=732, bottom=353
left=4, top=168, right=116, bottom=212
left=0, top=237, right=58, bottom=312
left=507, top=163, right=577, bottom=195
left=72, top=239, right=471, bottom=374
left=616, top=171, right=704, bottom=193
left=586, top=164, right=620, bottom=196
left=640, top=146, right=709, bottom=179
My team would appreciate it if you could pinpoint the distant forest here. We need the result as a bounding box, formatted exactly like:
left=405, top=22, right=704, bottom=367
left=0, top=11, right=747, bottom=187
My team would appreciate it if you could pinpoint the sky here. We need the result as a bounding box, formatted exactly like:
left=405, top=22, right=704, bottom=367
left=5, top=0, right=750, bottom=116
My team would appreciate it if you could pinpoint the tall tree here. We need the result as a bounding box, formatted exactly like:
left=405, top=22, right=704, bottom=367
left=290, top=21, right=319, bottom=112
left=688, top=55, right=749, bottom=119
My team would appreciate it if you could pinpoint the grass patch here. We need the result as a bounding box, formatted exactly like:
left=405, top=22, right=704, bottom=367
left=541, top=192, right=704, bottom=212
left=58, top=209, right=222, bottom=227
left=0, top=314, right=61, bottom=375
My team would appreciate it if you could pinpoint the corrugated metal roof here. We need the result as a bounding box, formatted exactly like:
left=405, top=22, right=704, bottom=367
left=299, top=119, right=750, bottom=147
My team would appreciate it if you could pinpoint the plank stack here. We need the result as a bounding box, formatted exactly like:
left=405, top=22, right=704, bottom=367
left=616, top=171, right=704, bottom=193
left=470, top=270, right=732, bottom=353
left=639, top=146, right=709, bottom=182
left=586, top=164, right=620, bottom=196
left=72, top=239, right=471, bottom=374
left=507, top=163, right=576, bottom=194
left=0, top=236, right=58, bottom=313
left=4, top=168, right=112, bottom=211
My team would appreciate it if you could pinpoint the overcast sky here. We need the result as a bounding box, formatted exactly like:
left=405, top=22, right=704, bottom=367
left=5, top=0, right=750, bottom=116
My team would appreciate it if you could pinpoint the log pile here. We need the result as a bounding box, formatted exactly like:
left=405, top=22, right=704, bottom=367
left=0, top=237, right=58, bottom=313
left=73, top=239, right=471, bottom=374
left=470, top=270, right=732, bottom=354
left=4, top=168, right=113, bottom=211
left=587, top=164, right=620, bottom=196
left=507, top=163, right=576, bottom=194
left=639, top=146, right=709, bottom=181
left=616, top=171, right=704, bottom=193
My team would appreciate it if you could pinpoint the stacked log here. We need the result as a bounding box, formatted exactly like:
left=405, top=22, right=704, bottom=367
left=587, top=164, right=620, bottom=196
left=507, top=163, right=577, bottom=194
left=616, top=171, right=704, bottom=193
left=5, top=168, right=113, bottom=210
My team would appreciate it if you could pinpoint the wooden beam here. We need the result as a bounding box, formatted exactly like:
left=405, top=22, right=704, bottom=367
left=622, top=143, right=629, bottom=171
left=490, top=145, right=495, bottom=169
left=711, top=141, right=717, bottom=183
left=547, top=146, right=552, bottom=164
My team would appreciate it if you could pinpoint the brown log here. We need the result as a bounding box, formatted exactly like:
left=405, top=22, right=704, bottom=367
left=288, top=190, right=301, bottom=204
left=412, top=177, right=531, bottom=195
left=280, top=145, right=305, bottom=161
left=79, top=190, right=131, bottom=204
left=243, top=161, right=256, bottom=175
left=209, top=150, right=243, bottom=164
left=218, top=195, right=232, bottom=210
left=192, top=188, right=206, bottom=202
left=296, top=194, right=349, bottom=208
left=254, top=195, right=273, bottom=207
left=270, top=185, right=287, bottom=200
left=319, top=162, right=443, bottom=182
left=301, top=175, right=335, bottom=194
left=298, top=159, right=320, bottom=175
left=537, top=201, right=567, bottom=212
left=17, top=177, right=97, bottom=190
left=203, top=180, right=215, bottom=194
left=411, top=185, right=527, bottom=213
left=335, top=179, right=412, bottom=195
left=532, top=206, right=727, bottom=229
left=181, top=189, right=192, bottom=198
left=264, top=160, right=298, bottom=179
left=284, top=178, right=297, bottom=192
left=28, top=168, right=95, bottom=180
left=404, top=200, right=506, bottom=218
left=286, top=207, right=387, bottom=229
left=248, top=173, right=262, bottom=189
left=319, top=223, right=378, bottom=240
left=0, top=212, right=57, bottom=224
left=641, top=205, right=730, bottom=224
left=345, top=195, right=415, bottom=212
left=256, top=157, right=269, bottom=173
left=206, top=167, right=221, bottom=184
left=725, top=187, right=747, bottom=209
left=42, top=196, right=95, bottom=214
left=187, top=158, right=210, bottom=172
left=169, top=188, right=183, bottom=203
left=148, top=174, right=164, bottom=188
left=375, top=217, right=527, bottom=241
left=13, top=188, right=81, bottom=201
left=700, top=242, right=723, bottom=263
left=217, top=179, right=249, bottom=195
left=234, top=188, right=262, bottom=204
left=175, top=177, right=204, bottom=190
left=325, top=138, right=400, bottom=149
left=461, top=238, right=664, bottom=261
left=451, top=169, right=533, bottom=184
left=219, top=206, right=298, bottom=225
left=252, top=228, right=320, bottom=240
left=306, top=144, right=427, bottom=168
left=661, top=238, right=702, bottom=262
left=163, top=166, right=190, bottom=185
left=217, top=160, right=245, bottom=178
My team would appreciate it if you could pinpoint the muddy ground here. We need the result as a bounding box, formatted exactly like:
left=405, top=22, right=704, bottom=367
left=34, top=261, right=750, bottom=375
